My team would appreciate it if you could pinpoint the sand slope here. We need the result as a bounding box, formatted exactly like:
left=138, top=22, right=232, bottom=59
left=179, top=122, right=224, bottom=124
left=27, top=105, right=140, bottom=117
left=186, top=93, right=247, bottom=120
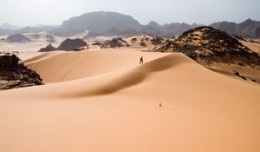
left=0, top=50, right=260, bottom=152
left=241, top=40, right=260, bottom=53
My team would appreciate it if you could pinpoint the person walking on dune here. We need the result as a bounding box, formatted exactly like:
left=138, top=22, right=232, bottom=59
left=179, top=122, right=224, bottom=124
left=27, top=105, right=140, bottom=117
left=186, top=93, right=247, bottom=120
left=140, top=56, right=143, bottom=64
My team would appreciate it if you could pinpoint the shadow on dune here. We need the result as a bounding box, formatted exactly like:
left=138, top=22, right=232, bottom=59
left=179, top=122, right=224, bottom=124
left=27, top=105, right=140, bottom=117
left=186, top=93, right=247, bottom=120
left=67, top=54, right=190, bottom=98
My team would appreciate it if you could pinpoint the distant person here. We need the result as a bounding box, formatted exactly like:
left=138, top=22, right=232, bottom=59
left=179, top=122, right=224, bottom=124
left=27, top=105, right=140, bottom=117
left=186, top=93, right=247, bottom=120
left=140, top=56, right=143, bottom=64
left=159, top=102, right=162, bottom=107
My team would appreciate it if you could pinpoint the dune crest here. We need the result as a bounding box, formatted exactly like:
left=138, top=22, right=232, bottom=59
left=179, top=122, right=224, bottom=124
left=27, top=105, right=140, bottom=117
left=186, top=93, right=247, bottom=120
left=23, top=49, right=170, bottom=83
left=65, top=54, right=187, bottom=97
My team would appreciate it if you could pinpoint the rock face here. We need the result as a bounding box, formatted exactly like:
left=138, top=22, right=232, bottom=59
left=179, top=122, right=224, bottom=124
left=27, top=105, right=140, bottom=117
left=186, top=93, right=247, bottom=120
left=158, top=26, right=260, bottom=66
left=57, top=38, right=87, bottom=51
left=6, top=33, right=31, bottom=43
left=39, top=44, right=57, bottom=52
left=0, top=54, right=43, bottom=90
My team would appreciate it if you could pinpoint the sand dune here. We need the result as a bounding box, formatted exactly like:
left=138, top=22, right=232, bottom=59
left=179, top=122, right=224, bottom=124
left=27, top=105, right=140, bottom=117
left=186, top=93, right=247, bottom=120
left=0, top=50, right=260, bottom=152
left=241, top=40, right=260, bottom=53
left=23, top=49, right=169, bottom=83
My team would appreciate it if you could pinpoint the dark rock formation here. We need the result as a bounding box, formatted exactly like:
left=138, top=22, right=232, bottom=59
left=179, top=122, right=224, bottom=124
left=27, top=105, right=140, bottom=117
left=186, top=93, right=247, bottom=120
left=95, top=38, right=129, bottom=48
left=131, top=37, right=137, bottom=42
left=105, top=38, right=129, bottom=48
left=150, top=36, right=164, bottom=45
left=0, top=54, right=43, bottom=90
left=57, top=38, right=87, bottom=51
left=140, top=41, right=147, bottom=47
left=6, top=33, right=31, bottom=43
left=0, top=54, right=19, bottom=70
left=92, top=41, right=103, bottom=46
left=39, top=44, right=57, bottom=52
left=158, top=26, right=260, bottom=66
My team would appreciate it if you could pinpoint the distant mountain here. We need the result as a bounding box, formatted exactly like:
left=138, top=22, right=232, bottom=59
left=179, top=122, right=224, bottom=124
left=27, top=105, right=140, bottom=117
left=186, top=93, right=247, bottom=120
left=17, top=25, right=56, bottom=33
left=51, top=11, right=142, bottom=36
left=142, top=21, right=164, bottom=37
left=210, top=19, right=260, bottom=38
left=1, top=12, right=260, bottom=38
left=162, top=22, right=199, bottom=37
left=0, top=28, right=14, bottom=35
left=0, top=25, right=56, bottom=35
left=147, top=21, right=162, bottom=29
left=51, top=11, right=198, bottom=37
left=142, top=21, right=199, bottom=37
left=0, top=23, right=20, bottom=30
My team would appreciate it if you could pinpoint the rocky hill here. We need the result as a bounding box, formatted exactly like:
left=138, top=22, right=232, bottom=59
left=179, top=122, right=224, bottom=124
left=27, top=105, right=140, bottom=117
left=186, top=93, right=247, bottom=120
left=125, top=34, right=165, bottom=48
left=211, top=19, right=260, bottom=39
left=0, top=54, right=43, bottom=90
left=57, top=38, right=87, bottom=51
left=39, top=44, right=57, bottom=52
left=93, top=38, right=129, bottom=48
left=158, top=26, right=260, bottom=66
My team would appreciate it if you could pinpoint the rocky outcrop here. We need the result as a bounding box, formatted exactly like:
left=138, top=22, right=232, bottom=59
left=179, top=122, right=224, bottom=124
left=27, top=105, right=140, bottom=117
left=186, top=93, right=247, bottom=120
left=39, top=44, right=57, bottom=52
left=57, top=38, right=87, bottom=51
left=94, top=38, right=129, bottom=48
left=140, top=40, right=147, bottom=47
left=0, top=54, right=43, bottom=90
left=150, top=36, right=164, bottom=45
left=158, top=26, right=260, bottom=66
left=6, top=33, right=31, bottom=43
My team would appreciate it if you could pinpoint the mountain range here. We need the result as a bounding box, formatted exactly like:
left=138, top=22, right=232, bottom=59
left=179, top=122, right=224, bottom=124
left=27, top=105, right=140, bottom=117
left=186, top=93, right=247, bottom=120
left=0, top=11, right=260, bottom=38
left=211, top=18, right=260, bottom=39
left=50, top=11, right=201, bottom=37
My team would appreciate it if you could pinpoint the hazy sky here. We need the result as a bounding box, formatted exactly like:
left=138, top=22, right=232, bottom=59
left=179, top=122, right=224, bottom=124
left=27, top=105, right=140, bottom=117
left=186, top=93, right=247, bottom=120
left=0, top=0, right=259, bottom=26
